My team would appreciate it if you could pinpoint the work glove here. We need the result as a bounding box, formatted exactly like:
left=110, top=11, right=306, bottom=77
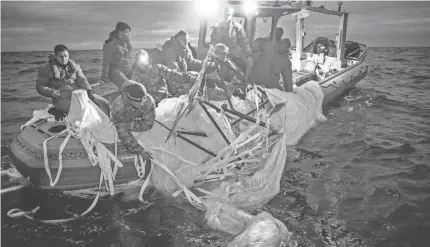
left=187, top=71, right=199, bottom=81
left=224, top=82, right=235, bottom=98
left=48, top=107, right=67, bottom=121
left=97, top=79, right=107, bottom=84
left=51, top=90, right=61, bottom=99
left=87, top=89, right=95, bottom=101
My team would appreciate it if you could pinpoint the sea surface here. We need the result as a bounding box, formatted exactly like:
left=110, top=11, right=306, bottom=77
left=1, top=47, right=430, bottom=246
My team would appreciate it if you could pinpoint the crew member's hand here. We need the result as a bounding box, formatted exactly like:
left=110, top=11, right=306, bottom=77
left=98, top=79, right=107, bottom=84
left=51, top=90, right=61, bottom=99
left=186, top=71, right=199, bottom=82
left=224, top=82, right=235, bottom=98
left=167, top=82, right=179, bottom=96
left=141, top=150, right=153, bottom=161
left=245, top=56, right=253, bottom=78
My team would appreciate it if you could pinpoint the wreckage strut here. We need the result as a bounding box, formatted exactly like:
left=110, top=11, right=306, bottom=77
left=231, top=99, right=270, bottom=126
left=198, top=101, right=231, bottom=145
left=199, top=99, right=267, bottom=128
left=155, top=120, right=216, bottom=157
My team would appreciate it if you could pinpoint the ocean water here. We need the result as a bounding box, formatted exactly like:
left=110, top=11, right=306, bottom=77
left=1, top=47, right=430, bottom=246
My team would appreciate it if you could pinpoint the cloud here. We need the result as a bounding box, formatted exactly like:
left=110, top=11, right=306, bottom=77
left=2, top=27, right=45, bottom=33
left=380, top=18, right=430, bottom=25
left=1, top=1, right=430, bottom=51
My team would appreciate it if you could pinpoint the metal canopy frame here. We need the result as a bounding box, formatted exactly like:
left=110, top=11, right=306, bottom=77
left=198, top=0, right=349, bottom=64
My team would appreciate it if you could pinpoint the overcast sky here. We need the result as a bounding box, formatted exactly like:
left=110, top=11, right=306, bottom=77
left=2, top=1, right=430, bottom=52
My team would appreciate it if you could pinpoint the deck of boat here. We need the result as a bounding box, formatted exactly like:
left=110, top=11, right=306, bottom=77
left=293, top=70, right=317, bottom=86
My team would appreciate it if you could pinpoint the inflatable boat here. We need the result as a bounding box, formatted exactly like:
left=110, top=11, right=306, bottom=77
left=9, top=1, right=368, bottom=191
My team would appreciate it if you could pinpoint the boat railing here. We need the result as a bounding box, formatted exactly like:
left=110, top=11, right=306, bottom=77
left=228, top=0, right=296, bottom=7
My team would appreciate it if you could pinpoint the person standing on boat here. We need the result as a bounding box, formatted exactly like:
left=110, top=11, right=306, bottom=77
left=250, top=38, right=294, bottom=92
left=111, top=80, right=155, bottom=161
left=100, top=22, right=134, bottom=89
left=36, top=44, right=111, bottom=120
left=210, top=5, right=253, bottom=78
left=131, top=49, right=199, bottom=105
left=251, top=27, right=284, bottom=53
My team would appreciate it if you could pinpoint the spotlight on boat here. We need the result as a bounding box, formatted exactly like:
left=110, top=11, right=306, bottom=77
left=136, top=50, right=149, bottom=69
left=243, top=0, right=258, bottom=15
left=196, top=0, right=220, bottom=17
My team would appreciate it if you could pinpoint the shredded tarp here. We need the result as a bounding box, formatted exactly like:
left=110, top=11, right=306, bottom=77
left=8, top=90, right=124, bottom=223
left=10, top=80, right=326, bottom=245
left=130, top=80, right=325, bottom=245
left=21, top=104, right=55, bottom=129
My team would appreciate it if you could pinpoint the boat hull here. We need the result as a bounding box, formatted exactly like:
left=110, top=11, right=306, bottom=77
left=10, top=120, right=142, bottom=191
left=320, top=61, right=369, bottom=105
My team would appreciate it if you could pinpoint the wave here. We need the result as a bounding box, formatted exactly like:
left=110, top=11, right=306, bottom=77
left=2, top=60, right=24, bottom=65
left=30, top=61, right=46, bottom=65
left=18, top=67, right=38, bottom=75
left=390, top=58, right=407, bottom=62
left=363, top=144, right=417, bottom=158
left=0, top=88, right=19, bottom=94
left=410, top=75, right=430, bottom=82
left=2, top=95, right=46, bottom=103
left=369, top=94, right=430, bottom=115
left=295, top=148, right=324, bottom=160
left=1, top=145, right=10, bottom=156
left=417, top=137, right=430, bottom=145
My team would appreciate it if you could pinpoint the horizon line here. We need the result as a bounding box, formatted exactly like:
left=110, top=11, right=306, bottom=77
left=2, top=46, right=430, bottom=53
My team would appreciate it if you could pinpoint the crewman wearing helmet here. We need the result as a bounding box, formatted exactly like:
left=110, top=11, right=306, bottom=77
left=110, top=80, right=155, bottom=161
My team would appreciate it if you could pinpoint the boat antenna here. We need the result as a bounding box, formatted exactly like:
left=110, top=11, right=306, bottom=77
left=337, top=1, right=343, bottom=11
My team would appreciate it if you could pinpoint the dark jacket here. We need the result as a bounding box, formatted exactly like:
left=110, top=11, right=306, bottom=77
left=36, top=56, right=91, bottom=112
left=102, top=30, right=133, bottom=81
left=250, top=39, right=293, bottom=92
left=161, top=36, right=203, bottom=72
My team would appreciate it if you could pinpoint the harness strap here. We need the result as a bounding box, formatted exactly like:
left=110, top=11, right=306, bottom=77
left=42, top=128, right=69, bottom=187
left=138, top=157, right=153, bottom=202
left=6, top=171, right=104, bottom=224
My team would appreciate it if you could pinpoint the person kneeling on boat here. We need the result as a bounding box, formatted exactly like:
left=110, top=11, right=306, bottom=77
left=111, top=80, right=155, bottom=161
left=205, top=43, right=249, bottom=100
left=36, top=44, right=111, bottom=121
left=131, top=49, right=199, bottom=105
left=249, top=38, right=294, bottom=92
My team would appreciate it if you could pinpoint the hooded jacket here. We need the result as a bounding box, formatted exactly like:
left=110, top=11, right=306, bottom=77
left=101, top=30, right=133, bottom=81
